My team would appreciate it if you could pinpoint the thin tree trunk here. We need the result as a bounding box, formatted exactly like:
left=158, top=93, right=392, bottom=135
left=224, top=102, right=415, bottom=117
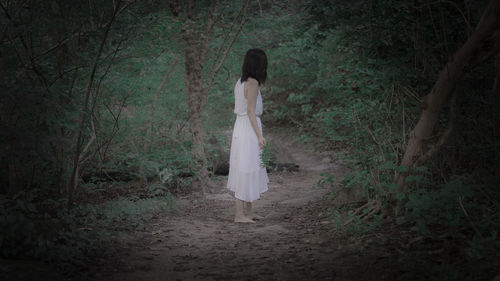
left=492, top=55, right=500, bottom=97
left=7, top=156, right=19, bottom=194
left=393, top=0, right=500, bottom=211
left=206, top=0, right=250, bottom=94
left=143, top=56, right=178, bottom=154
left=0, top=52, right=21, bottom=194
left=58, top=60, right=79, bottom=194
left=67, top=0, right=121, bottom=209
left=140, top=57, right=178, bottom=182
left=490, top=55, right=500, bottom=171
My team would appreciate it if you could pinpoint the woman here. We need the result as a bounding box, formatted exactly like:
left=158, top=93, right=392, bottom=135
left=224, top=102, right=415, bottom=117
left=227, top=48, right=269, bottom=223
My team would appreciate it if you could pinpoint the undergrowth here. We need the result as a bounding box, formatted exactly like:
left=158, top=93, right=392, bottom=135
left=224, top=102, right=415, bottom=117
left=265, top=1, right=499, bottom=280
left=0, top=184, right=173, bottom=274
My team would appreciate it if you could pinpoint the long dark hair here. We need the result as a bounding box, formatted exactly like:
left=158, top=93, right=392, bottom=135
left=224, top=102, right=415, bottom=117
left=241, top=48, right=267, bottom=85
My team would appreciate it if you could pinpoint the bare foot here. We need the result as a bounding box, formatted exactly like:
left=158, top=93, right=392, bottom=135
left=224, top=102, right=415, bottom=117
left=234, top=216, right=255, bottom=223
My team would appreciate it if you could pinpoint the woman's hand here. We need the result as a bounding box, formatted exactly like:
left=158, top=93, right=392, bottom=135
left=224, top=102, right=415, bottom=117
left=258, top=136, right=266, bottom=149
left=246, top=78, right=266, bottom=150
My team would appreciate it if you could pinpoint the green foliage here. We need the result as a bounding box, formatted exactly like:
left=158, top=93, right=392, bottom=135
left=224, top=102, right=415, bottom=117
left=260, top=141, right=273, bottom=170
left=0, top=0, right=255, bottom=271
left=0, top=188, right=173, bottom=272
left=329, top=209, right=383, bottom=235
left=263, top=1, right=499, bottom=278
left=403, top=176, right=499, bottom=239
left=405, top=178, right=473, bottom=234
left=2, top=0, right=498, bottom=278
left=0, top=196, right=98, bottom=269
left=74, top=196, right=172, bottom=230
left=317, top=173, right=335, bottom=188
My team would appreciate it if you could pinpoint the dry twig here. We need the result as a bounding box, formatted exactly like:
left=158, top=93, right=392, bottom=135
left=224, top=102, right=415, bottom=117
left=343, top=200, right=382, bottom=227
left=457, top=195, right=482, bottom=238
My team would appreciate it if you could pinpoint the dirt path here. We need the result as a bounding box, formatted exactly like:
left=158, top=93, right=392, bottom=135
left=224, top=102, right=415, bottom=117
left=90, top=131, right=361, bottom=281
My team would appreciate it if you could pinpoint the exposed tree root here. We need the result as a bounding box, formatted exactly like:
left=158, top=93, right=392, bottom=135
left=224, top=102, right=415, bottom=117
left=343, top=199, right=382, bottom=227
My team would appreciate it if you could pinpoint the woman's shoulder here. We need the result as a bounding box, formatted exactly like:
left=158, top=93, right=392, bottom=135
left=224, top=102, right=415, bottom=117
left=245, top=77, right=259, bottom=86
left=247, top=77, right=259, bottom=85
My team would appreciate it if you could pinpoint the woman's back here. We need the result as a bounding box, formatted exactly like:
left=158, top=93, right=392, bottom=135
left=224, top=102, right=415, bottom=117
left=234, top=78, right=263, bottom=116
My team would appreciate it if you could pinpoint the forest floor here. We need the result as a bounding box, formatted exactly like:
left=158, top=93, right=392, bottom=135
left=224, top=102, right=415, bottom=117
left=3, top=128, right=493, bottom=281
left=2, top=128, right=494, bottom=280
left=81, top=128, right=413, bottom=281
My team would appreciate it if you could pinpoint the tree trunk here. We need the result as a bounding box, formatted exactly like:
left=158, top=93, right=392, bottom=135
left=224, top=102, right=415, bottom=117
left=67, top=1, right=121, bottom=209
left=0, top=97, right=21, bottom=195
left=492, top=55, right=500, bottom=97
left=183, top=25, right=211, bottom=195
left=393, top=0, right=500, bottom=210
left=7, top=156, right=19, bottom=194
left=180, top=1, right=219, bottom=195
left=490, top=55, right=500, bottom=172
left=172, top=0, right=249, bottom=195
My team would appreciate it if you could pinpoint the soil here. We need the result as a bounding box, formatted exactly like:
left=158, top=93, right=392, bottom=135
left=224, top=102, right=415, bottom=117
left=4, top=128, right=495, bottom=281
left=4, top=129, right=496, bottom=281
left=81, top=129, right=403, bottom=281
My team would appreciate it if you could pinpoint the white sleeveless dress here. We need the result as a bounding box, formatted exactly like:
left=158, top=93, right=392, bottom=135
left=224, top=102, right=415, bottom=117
left=226, top=78, right=269, bottom=202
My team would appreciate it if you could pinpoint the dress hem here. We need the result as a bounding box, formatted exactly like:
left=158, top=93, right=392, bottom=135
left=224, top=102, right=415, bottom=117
left=227, top=185, right=269, bottom=203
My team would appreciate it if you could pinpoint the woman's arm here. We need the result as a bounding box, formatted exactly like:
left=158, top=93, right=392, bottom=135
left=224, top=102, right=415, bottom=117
left=245, top=78, right=266, bottom=149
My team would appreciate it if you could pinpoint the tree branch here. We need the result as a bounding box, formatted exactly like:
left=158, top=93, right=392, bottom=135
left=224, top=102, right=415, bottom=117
left=33, top=29, right=82, bottom=62
left=67, top=0, right=123, bottom=209
left=206, top=0, right=250, bottom=93
left=143, top=56, right=179, bottom=154
left=208, top=0, right=246, bottom=75
left=0, top=1, right=12, bottom=20
left=196, top=0, right=219, bottom=66
left=415, top=92, right=457, bottom=166
left=100, top=96, right=128, bottom=161
left=415, top=1, right=473, bottom=36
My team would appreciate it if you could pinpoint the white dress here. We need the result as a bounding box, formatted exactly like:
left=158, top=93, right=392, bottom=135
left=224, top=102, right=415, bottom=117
left=226, top=78, right=269, bottom=202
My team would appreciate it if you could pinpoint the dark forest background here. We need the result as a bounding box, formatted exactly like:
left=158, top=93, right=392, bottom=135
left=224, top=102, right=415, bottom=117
left=1, top=0, right=499, bottom=280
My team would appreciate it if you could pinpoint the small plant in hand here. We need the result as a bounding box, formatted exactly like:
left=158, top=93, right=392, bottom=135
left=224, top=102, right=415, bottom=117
left=260, top=141, right=273, bottom=170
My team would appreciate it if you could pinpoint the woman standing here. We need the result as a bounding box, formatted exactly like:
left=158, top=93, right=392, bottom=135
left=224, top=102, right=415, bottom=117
left=227, top=48, right=269, bottom=223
